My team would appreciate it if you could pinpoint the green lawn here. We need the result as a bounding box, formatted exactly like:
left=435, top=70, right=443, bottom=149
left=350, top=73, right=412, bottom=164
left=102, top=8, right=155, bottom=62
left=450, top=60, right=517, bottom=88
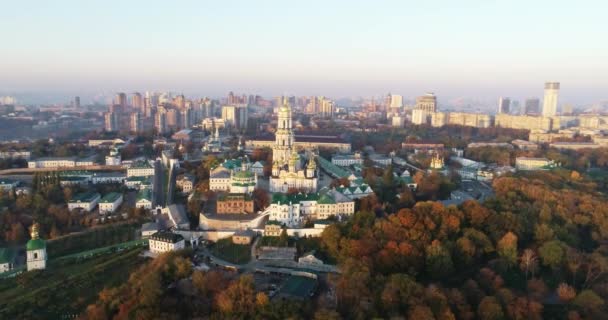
left=0, top=247, right=146, bottom=319
left=210, top=238, right=251, bottom=264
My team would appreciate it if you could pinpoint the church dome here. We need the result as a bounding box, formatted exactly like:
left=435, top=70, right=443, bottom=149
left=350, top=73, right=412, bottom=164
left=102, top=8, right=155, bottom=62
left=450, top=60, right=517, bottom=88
left=26, top=238, right=46, bottom=251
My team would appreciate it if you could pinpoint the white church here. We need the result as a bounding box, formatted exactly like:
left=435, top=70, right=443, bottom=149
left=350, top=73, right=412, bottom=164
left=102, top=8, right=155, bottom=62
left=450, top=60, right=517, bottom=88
left=269, top=102, right=318, bottom=193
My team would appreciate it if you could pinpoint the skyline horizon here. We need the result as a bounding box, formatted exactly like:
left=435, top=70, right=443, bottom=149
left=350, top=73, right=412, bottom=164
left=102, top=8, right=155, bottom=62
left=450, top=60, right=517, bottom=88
left=2, top=1, right=608, bottom=105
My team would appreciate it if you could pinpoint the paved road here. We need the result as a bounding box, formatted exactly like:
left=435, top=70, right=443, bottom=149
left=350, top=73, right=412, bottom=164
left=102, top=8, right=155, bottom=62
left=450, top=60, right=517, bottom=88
left=153, top=160, right=164, bottom=207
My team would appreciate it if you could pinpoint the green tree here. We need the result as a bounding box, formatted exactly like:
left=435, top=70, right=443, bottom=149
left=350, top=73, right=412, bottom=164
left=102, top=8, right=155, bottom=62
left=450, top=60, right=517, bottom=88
left=538, top=240, right=564, bottom=270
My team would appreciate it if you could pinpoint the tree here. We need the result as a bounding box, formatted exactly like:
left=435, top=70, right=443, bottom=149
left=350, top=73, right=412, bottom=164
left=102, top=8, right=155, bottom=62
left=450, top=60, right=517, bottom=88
left=408, top=305, right=435, bottom=320
left=538, top=240, right=564, bottom=270
left=557, top=283, right=576, bottom=303
left=573, top=290, right=604, bottom=314
left=519, top=249, right=539, bottom=279
left=278, top=229, right=288, bottom=247
left=426, top=240, right=454, bottom=280
left=497, top=232, right=518, bottom=267
left=477, top=296, right=505, bottom=320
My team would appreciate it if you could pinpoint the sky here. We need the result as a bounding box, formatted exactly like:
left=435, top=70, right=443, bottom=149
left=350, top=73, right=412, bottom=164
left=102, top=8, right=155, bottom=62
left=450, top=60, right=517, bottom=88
left=1, top=0, right=607, bottom=105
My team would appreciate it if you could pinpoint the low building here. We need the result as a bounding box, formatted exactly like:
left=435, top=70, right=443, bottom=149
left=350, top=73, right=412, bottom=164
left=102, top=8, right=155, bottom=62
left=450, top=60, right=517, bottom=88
left=369, top=154, right=392, bottom=166
left=162, top=204, right=190, bottom=229
left=549, top=142, right=601, bottom=150
left=92, top=172, right=126, bottom=184
left=0, top=248, right=15, bottom=273
left=515, top=157, right=557, bottom=171
left=149, top=231, right=185, bottom=254
left=511, top=139, right=538, bottom=150
left=331, top=152, right=364, bottom=166
left=98, top=192, right=123, bottom=214
left=28, top=157, right=76, bottom=169
left=176, top=174, right=195, bottom=193
left=334, top=180, right=374, bottom=200
left=268, top=189, right=355, bottom=227
left=264, top=221, right=284, bottom=236
left=0, top=150, right=31, bottom=160
left=125, top=176, right=153, bottom=189
left=232, top=229, right=255, bottom=245
left=141, top=222, right=159, bottom=238
left=217, top=193, right=254, bottom=214
left=127, top=160, right=155, bottom=177
left=298, top=251, right=324, bottom=266
left=250, top=161, right=265, bottom=176
left=135, top=189, right=153, bottom=209
left=0, top=179, right=19, bottom=192
left=68, top=192, right=101, bottom=212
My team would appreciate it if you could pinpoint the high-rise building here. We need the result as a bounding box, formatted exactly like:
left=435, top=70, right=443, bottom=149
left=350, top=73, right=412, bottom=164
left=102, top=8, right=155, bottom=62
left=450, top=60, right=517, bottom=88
left=222, top=105, right=237, bottom=127
left=166, top=109, right=180, bottom=129
left=155, top=108, right=167, bottom=134
left=131, top=92, right=143, bottom=111
left=498, top=97, right=511, bottom=114
left=415, top=93, right=437, bottom=112
left=174, top=94, right=186, bottom=109
left=524, top=98, right=540, bottom=115
left=390, top=94, right=403, bottom=112
left=130, top=112, right=143, bottom=133
left=181, top=107, right=193, bottom=128
left=114, top=92, right=127, bottom=108
left=228, top=91, right=236, bottom=105
left=562, top=104, right=573, bottom=115
left=542, top=82, right=559, bottom=117
left=74, top=96, right=80, bottom=109
left=104, top=112, right=118, bottom=132
left=319, top=99, right=335, bottom=118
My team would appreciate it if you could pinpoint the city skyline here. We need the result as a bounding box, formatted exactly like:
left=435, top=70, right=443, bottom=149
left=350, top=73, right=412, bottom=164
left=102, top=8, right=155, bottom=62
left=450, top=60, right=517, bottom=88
left=1, top=1, right=607, bottom=104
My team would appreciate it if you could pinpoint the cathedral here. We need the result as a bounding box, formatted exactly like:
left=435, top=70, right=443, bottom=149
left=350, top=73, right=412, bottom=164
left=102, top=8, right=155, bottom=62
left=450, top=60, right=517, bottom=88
left=269, top=102, right=318, bottom=193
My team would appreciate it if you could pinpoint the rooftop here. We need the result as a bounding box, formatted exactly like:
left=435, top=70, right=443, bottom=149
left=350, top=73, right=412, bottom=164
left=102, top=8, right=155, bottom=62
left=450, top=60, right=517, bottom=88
left=69, top=192, right=101, bottom=203
left=100, top=192, right=122, bottom=203
left=150, top=231, right=184, bottom=243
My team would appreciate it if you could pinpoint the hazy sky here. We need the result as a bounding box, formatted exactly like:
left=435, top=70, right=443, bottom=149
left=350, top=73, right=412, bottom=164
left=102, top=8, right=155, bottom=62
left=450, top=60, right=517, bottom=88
left=1, top=0, right=607, bottom=104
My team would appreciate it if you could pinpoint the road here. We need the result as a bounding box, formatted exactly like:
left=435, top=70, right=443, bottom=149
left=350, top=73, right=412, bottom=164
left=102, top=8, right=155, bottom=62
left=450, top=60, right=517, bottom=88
left=153, top=159, right=164, bottom=207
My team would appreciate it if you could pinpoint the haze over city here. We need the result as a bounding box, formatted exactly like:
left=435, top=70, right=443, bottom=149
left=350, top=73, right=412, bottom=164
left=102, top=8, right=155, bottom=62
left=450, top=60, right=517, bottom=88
left=1, top=0, right=608, bottom=105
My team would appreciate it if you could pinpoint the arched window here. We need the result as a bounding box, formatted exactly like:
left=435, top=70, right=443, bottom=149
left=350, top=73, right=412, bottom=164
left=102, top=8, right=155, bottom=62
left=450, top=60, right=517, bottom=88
left=34, top=252, right=38, bottom=259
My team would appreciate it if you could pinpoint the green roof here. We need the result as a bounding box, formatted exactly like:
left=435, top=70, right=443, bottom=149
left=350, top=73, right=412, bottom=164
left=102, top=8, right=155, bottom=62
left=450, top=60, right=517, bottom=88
left=69, top=192, right=100, bottom=203
left=234, top=171, right=254, bottom=179
left=271, top=193, right=320, bottom=204
left=126, top=176, right=152, bottom=183
left=0, top=248, right=15, bottom=264
left=222, top=159, right=242, bottom=170
left=130, top=160, right=153, bottom=169
left=137, top=189, right=152, bottom=202
left=26, top=238, right=46, bottom=251
left=218, top=193, right=252, bottom=201
left=279, top=276, right=317, bottom=298
left=100, top=192, right=122, bottom=203
left=317, top=194, right=336, bottom=204
left=317, top=156, right=350, bottom=178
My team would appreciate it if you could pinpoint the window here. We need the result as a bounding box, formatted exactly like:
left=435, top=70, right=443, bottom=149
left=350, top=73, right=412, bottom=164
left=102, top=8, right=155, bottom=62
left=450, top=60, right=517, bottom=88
left=34, top=252, right=38, bottom=259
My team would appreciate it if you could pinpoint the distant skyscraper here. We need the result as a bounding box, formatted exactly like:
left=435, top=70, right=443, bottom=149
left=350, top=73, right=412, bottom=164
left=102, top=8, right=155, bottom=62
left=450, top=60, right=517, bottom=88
left=130, top=112, right=143, bottom=133
left=155, top=108, right=167, bottom=134
left=166, top=108, right=180, bottom=129
left=131, top=92, right=143, bottom=111
left=104, top=112, right=118, bottom=132
left=498, top=97, right=511, bottom=114
left=114, top=92, right=127, bottom=108
left=222, top=105, right=237, bottom=127
left=415, top=93, right=437, bottom=112
left=74, top=96, right=80, bottom=109
left=524, top=98, right=540, bottom=115
left=390, top=94, right=403, bottom=112
left=542, top=82, right=559, bottom=117
left=562, top=104, right=574, bottom=115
